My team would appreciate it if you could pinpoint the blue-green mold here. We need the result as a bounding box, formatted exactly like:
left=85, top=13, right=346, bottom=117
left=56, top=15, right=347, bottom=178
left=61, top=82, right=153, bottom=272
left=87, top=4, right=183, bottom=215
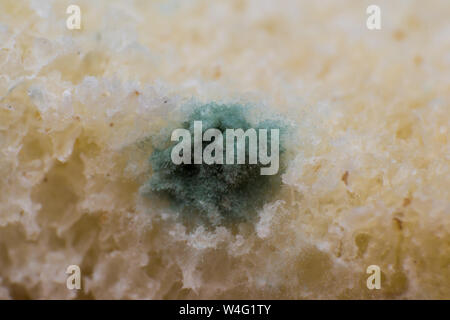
left=144, top=102, right=290, bottom=225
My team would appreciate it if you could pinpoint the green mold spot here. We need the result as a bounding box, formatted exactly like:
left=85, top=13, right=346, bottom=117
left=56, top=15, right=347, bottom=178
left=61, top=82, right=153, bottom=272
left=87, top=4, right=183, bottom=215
left=144, top=102, right=289, bottom=226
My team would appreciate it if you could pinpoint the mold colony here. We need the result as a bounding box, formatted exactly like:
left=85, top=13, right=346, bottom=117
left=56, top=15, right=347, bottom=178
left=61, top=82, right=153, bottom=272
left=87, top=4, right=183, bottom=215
left=145, top=103, right=289, bottom=225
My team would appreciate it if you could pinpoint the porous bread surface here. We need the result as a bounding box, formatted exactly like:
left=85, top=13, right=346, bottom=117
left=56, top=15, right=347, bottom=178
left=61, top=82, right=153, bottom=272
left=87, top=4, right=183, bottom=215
left=0, top=0, right=449, bottom=299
